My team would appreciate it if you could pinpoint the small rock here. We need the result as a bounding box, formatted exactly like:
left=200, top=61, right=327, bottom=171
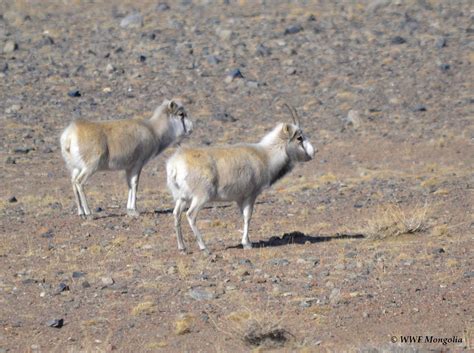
left=167, top=266, right=177, bottom=275
left=391, top=36, right=406, bottom=45
left=143, top=227, right=155, bottom=236
left=346, top=110, right=361, bottom=129
left=345, top=251, right=357, bottom=258
left=72, top=271, right=85, bottom=278
left=94, top=207, right=103, bottom=213
left=40, top=229, right=54, bottom=239
left=213, top=112, right=237, bottom=123
left=57, top=282, right=70, bottom=293
left=105, top=63, right=115, bottom=74
left=120, top=13, right=143, bottom=29
left=101, top=277, right=114, bottom=286
left=440, top=64, right=450, bottom=72
left=216, top=28, right=233, bottom=41
left=433, top=248, right=445, bottom=254
left=1, top=62, right=8, bottom=72
left=435, top=37, right=447, bottom=49
left=138, top=55, right=146, bottom=63
left=246, top=80, right=260, bottom=88
left=39, top=36, right=54, bottom=46
left=3, top=40, right=18, bottom=53
left=238, top=259, right=253, bottom=266
left=8, top=196, right=17, bottom=203
left=367, top=0, right=390, bottom=13
left=156, top=2, right=170, bottom=11
left=255, top=44, right=271, bottom=57
left=270, top=259, right=289, bottom=266
left=329, top=288, right=341, bottom=304
left=206, top=55, right=222, bottom=65
left=81, top=280, right=91, bottom=288
left=307, top=14, right=316, bottom=21
left=68, top=90, right=81, bottom=97
left=363, top=312, right=369, bottom=318
left=413, top=104, right=427, bottom=112
left=224, top=68, right=244, bottom=83
left=6, top=156, right=16, bottom=164
left=6, top=104, right=21, bottom=114
left=286, top=67, right=297, bottom=75
left=463, top=271, right=474, bottom=278
left=188, top=287, right=215, bottom=301
left=47, top=318, right=64, bottom=328
left=284, top=24, right=303, bottom=35
left=300, top=300, right=311, bottom=308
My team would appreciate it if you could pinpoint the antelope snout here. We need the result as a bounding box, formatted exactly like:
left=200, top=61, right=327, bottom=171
left=184, top=119, right=194, bottom=136
left=304, top=140, right=316, bottom=160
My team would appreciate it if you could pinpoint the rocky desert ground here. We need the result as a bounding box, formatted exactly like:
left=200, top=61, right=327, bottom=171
left=0, top=0, right=473, bottom=352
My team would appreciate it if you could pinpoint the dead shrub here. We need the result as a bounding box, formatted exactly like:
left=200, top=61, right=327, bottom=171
left=364, top=203, right=429, bottom=240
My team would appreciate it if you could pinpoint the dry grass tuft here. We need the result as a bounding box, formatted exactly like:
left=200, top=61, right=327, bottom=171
left=364, top=203, right=429, bottom=240
left=175, top=314, right=194, bottom=335
left=131, top=301, right=156, bottom=316
left=210, top=308, right=293, bottom=349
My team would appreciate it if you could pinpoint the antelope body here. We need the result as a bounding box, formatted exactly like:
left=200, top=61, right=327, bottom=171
left=60, top=99, right=193, bottom=218
left=167, top=109, right=315, bottom=253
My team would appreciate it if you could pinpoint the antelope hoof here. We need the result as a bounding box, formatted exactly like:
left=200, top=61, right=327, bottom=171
left=127, top=209, right=140, bottom=218
left=243, top=243, right=252, bottom=250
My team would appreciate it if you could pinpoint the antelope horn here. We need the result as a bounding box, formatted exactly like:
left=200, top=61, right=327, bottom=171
left=282, top=103, right=301, bottom=127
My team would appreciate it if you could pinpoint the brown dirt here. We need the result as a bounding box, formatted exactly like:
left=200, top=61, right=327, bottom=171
left=0, top=1, right=473, bottom=352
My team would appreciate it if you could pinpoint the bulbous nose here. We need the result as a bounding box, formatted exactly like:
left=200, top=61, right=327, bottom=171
left=303, top=140, right=315, bottom=160
left=185, top=119, right=193, bottom=134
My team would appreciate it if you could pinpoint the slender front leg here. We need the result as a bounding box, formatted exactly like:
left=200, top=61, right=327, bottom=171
left=126, top=167, right=141, bottom=217
left=173, top=199, right=187, bottom=252
left=186, top=197, right=209, bottom=253
left=241, top=198, right=255, bottom=249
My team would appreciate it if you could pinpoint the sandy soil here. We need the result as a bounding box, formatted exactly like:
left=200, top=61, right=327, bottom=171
left=0, top=0, right=473, bottom=352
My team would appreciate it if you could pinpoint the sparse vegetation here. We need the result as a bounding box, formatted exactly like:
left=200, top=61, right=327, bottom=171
left=363, top=204, right=429, bottom=240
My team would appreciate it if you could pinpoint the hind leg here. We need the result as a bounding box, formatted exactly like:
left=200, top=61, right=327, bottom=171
left=74, top=167, right=94, bottom=218
left=71, top=168, right=84, bottom=216
left=186, top=196, right=209, bottom=253
left=173, top=198, right=188, bottom=252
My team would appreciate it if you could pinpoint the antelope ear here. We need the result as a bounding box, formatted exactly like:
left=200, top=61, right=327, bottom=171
left=283, top=123, right=297, bottom=139
left=168, top=100, right=178, bottom=112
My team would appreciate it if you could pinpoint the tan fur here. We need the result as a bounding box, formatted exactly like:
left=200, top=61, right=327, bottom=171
left=61, top=99, right=193, bottom=218
left=166, top=122, right=315, bottom=252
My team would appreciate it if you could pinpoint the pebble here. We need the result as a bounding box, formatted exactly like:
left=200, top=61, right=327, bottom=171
left=46, top=318, right=64, bottom=328
left=72, top=271, right=85, bottom=278
left=105, top=63, right=115, bottom=74
left=284, top=24, right=303, bottom=35
left=120, top=13, right=143, bottom=29
left=188, top=287, right=215, bottom=301
left=8, top=196, right=17, bottom=203
left=6, top=104, right=21, bottom=114
left=81, top=280, right=91, bottom=288
left=3, top=40, right=18, bottom=53
left=224, top=68, right=244, bottom=83
left=101, top=277, right=114, bottom=286
left=255, top=43, right=271, bottom=57
left=329, top=288, right=341, bottom=304
left=346, top=110, right=361, bottom=129
left=156, top=3, right=170, bottom=11
left=57, top=282, right=70, bottom=293
left=246, top=80, right=260, bottom=88
left=1, top=62, right=8, bottom=72
left=40, top=229, right=54, bottom=239
left=286, top=67, right=297, bottom=75
left=6, top=157, right=16, bottom=164
left=463, top=271, right=474, bottom=278
left=413, top=104, right=427, bottom=112
left=440, top=64, right=450, bottom=72
left=435, top=37, right=447, bottom=49
left=216, top=28, right=233, bottom=41
left=206, top=55, right=222, bottom=65
left=213, top=112, right=237, bottom=123
left=67, top=90, right=81, bottom=97
left=391, top=36, right=406, bottom=45
left=143, top=227, right=155, bottom=236
left=270, top=259, right=289, bottom=266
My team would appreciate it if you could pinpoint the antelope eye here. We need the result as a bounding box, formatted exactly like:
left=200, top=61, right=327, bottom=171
left=296, top=135, right=304, bottom=142
left=178, top=111, right=185, bottom=117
